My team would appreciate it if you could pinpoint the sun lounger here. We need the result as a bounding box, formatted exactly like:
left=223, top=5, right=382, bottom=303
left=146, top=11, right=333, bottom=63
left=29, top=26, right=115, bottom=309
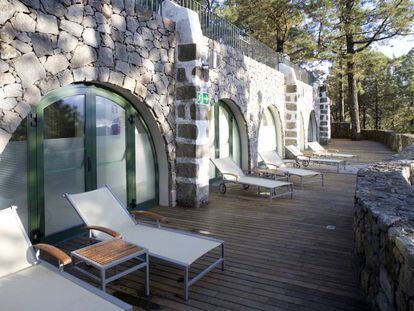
left=286, top=145, right=345, bottom=173
left=64, top=186, right=224, bottom=301
left=259, top=150, right=324, bottom=188
left=0, top=206, right=131, bottom=311
left=210, top=157, right=293, bottom=201
left=308, top=141, right=359, bottom=161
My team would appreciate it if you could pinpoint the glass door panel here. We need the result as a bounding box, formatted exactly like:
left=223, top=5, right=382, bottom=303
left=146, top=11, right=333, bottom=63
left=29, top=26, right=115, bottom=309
left=0, top=120, right=29, bottom=231
left=258, top=108, right=277, bottom=152
left=43, top=96, right=85, bottom=235
left=232, top=120, right=241, bottom=166
left=208, top=107, right=216, bottom=179
left=135, top=118, right=156, bottom=204
left=219, top=106, right=230, bottom=158
left=96, top=96, right=127, bottom=206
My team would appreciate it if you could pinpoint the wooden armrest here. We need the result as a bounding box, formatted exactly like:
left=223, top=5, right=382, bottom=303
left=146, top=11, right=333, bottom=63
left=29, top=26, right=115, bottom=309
left=303, top=150, right=314, bottom=157
left=34, top=243, right=72, bottom=267
left=222, top=172, right=239, bottom=180
left=263, top=162, right=279, bottom=169
left=327, top=149, right=339, bottom=153
left=130, top=210, right=168, bottom=223
left=83, top=226, right=122, bottom=238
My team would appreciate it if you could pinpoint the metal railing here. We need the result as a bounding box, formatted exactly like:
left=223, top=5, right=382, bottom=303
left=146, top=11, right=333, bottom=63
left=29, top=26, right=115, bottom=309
left=135, top=0, right=316, bottom=85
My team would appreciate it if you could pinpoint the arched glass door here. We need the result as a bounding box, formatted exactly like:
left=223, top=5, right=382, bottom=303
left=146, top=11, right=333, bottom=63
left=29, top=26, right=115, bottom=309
left=258, top=107, right=283, bottom=157
left=209, top=101, right=241, bottom=180
left=27, top=85, right=157, bottom=241
left=308, top=111, right=317, bottom=142
left=258, top=108, right=277, bottom=152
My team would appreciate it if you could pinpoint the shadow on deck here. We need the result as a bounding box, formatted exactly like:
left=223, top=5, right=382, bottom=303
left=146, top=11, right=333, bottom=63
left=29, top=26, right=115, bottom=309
left=53, top=139, right=394, bottom=311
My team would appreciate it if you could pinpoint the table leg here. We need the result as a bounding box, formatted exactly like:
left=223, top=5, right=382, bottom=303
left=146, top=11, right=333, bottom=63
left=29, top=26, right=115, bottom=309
left=101, top=269, right=106, bottom=292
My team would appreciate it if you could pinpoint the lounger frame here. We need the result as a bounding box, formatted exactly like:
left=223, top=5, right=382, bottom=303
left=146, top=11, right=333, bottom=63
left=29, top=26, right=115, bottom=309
left=210, top=159, right=294, bottom=202
left=65, top=186, right=225, bottom=301
left=260, top=163, right=324, bottom=189
left=286, top=145, right=346, bottom=173
left=299, top=156, right=345, bottom=173
left=5, top=206, right=132, bottom=311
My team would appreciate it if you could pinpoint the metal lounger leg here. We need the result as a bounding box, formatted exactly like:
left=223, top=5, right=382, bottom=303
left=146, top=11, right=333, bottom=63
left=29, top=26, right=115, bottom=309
left=145, top=253, right=150, bottom=296
left=221, top=243, right=225, bottom=271
left=184, top=266, right=189, bottom=301
left=290, top=184, right=293, bottom=199
left=321, top=174, right=324, bottom=187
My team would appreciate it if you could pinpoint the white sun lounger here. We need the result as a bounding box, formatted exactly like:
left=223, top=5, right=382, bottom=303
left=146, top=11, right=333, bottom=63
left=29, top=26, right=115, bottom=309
left=64, top=186, right=224, bottom=301
left=286, top=145, right=345, bottom=173
left=259, top=150, right=324, bottom=188
left=210, top=157, right=293, bottom=201
left=308, top=141, right=359, bottom=161
left=0, top=206, right=131, bottom=311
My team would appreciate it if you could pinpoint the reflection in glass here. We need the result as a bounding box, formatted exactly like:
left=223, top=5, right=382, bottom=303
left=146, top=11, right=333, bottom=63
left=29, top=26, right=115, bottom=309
left=209, top=102, right=241, bottom=179
left=135, top=118, right=156, bottom=204
left=208, top=107, right=216, bottom=178
left=258, top=108, right=277, bottom=152
left=0, top=119, right=29, bottom=231
left=96, top=96, right=127, bottom=205
left=232, top=119, right=241, bottom=166
left=219, top=106, right=230, bottom=158
left=44, top=95, right=85, bottom=235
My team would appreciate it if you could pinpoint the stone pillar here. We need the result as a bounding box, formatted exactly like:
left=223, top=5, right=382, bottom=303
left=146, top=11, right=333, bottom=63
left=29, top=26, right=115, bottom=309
left=285, top=84, right=298, bottom=146
left=163, top=1, right=210, bottom=207
left=319, top=86, right=331, bottom=145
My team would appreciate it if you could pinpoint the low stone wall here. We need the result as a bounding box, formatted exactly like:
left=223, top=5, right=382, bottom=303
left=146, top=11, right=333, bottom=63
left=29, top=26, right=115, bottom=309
left=361, top=130, right=414, bottom=153
left=354, top=145, right=414, bottom=311
left=331, top=122, right=352, bottom=139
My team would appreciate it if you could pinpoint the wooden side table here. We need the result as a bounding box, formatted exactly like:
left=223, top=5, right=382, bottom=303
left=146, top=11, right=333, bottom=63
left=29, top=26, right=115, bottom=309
left=71, top=239, right=149, bottom=295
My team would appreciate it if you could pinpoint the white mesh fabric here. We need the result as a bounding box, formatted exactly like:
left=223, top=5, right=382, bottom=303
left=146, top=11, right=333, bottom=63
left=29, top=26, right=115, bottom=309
left=259, top=150, right=287, bottom=168
left=121, top=225, right=221, bottom=266
left=0, top=207, right=36, bottom=278
left=308, top=141, right=325, bottom=152
left=65, top=188, right=135, bottom=233
left=211, top=157, right=244, bottom=180
left=0, top=264, right=125, bottom=311
left=286, top=145, right=303, bottom=157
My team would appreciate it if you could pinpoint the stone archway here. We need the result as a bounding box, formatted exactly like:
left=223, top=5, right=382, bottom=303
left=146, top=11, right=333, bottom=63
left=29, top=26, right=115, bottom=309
left=218, top=98, right=249, bottom=171
left=0, top=1, right=176, bottom=205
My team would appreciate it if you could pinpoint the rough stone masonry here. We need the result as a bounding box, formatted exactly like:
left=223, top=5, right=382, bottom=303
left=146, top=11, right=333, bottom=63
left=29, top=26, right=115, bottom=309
left=354, top=145, right=414, bottom=311
left=0, top=0, right=326, bottom=208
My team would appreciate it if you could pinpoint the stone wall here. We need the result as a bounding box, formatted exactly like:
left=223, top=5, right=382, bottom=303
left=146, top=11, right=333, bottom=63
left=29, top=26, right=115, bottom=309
left=361, top=130, right=414, bottom=153
left=318, top=86, right=331, bottom=145
left=0, top=0, right=177, bottom=205
left=207, top=39, right=286, bottom=168
left=354, top=145, right=414, bottom=311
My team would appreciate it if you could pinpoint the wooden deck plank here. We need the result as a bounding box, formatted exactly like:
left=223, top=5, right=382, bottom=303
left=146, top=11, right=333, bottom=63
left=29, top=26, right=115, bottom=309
left=50, top=139, right=393, bottom=310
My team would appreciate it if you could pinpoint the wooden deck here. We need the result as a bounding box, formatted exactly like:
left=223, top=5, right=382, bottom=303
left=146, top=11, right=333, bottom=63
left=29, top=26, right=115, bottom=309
left=54, top=139, right=394, bottom=311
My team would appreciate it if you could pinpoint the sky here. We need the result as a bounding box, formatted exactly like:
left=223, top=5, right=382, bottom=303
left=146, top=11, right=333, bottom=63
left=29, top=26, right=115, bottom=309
left=374, top=35, right=414, bottom=58
left=313, top=34, right=414, bottom=77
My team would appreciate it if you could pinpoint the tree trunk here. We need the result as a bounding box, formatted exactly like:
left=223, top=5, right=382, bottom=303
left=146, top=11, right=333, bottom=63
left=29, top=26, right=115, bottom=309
left=346, top=32, right=361, bottom=140
left=374, top=81, right=380, bottom=129
left=276, top=37, right=284, bottom=54
left=361, top=102, right=366, bottom=129
left=338, top=73, right=345, bottom=122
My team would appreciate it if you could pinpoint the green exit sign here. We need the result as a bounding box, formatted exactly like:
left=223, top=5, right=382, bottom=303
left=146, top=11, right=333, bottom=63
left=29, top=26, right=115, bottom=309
left=197, top=91, right=209, bottom=105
